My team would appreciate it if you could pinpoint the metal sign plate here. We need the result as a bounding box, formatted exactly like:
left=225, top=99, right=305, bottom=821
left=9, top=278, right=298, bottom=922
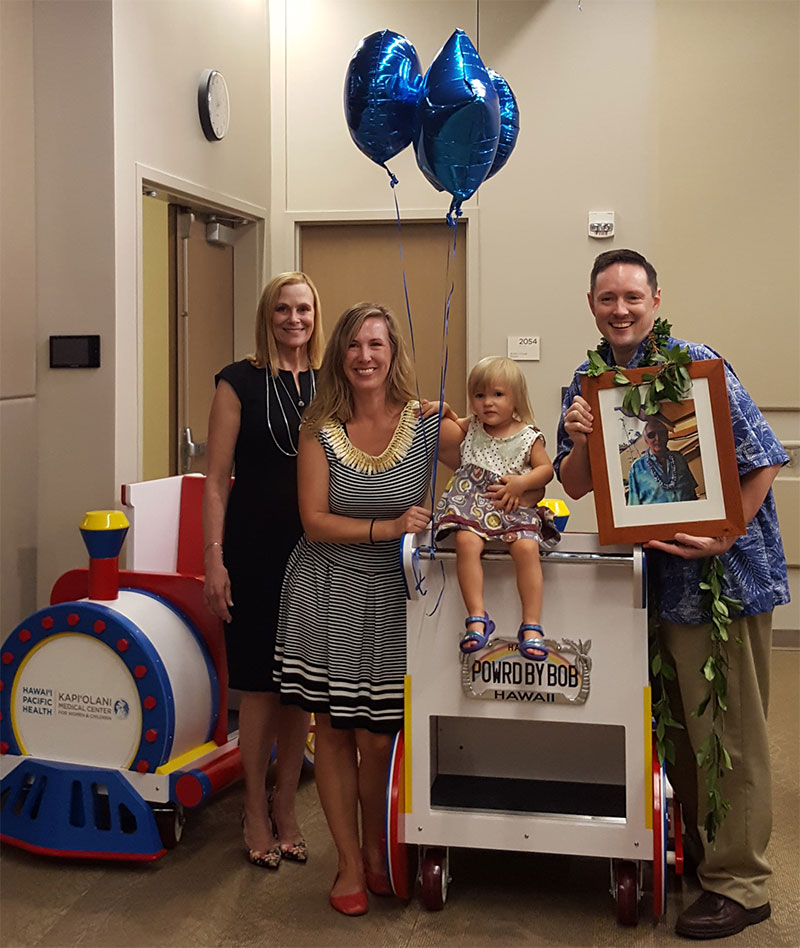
left=461, top=637, right=592, bottom=704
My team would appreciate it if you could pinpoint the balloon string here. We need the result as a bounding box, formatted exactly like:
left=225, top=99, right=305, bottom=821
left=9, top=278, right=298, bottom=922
left=420, top=223, right=457, bottom=618
left=429, top=218, right=457, bottom=530
left=390, top=183, right=432, bottom=507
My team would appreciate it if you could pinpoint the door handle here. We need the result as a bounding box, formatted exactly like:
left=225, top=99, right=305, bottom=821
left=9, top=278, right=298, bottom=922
left=181, top=426, right=206, bottom=472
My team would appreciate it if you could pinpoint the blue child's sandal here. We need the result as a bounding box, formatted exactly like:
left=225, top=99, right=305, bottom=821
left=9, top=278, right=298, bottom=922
left=460, top=612, right=496, bottom=654
left=517, top=624, right=549, bottom=662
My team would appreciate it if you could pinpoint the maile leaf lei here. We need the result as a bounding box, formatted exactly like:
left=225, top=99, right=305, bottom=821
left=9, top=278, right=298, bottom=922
left=586, top=317, right=741, bottom=842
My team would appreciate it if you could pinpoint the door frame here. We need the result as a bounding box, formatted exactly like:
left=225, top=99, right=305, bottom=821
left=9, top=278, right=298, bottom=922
left=135, top=163, right=267, bottom=481
left=272, top=207, right=481, bottom=379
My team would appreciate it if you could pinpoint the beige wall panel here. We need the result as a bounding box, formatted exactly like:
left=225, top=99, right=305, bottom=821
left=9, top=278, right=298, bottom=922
left=1, top=0, right=36, bottom=398
left=34, top=0, right=117, bottom=596
left=479, top=0, right=657, bottom=526
left=142, top=197, right=171, bottom=480
left=773, top=476, right=799, bottom=568
left=0, top=398, right=38, bottom=630
left=654, top=0, right=800, bottom=409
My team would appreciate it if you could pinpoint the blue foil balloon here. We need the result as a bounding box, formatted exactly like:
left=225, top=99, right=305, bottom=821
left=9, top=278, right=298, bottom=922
left=414, top=30, right=500, bottom=219
left=485, top=68, right=519, bottom=180
left=344, top=30, right=422, bottom=175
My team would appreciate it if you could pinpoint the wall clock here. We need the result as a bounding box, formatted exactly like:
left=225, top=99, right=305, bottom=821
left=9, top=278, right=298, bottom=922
left=198, top=69, right=229, bottom=141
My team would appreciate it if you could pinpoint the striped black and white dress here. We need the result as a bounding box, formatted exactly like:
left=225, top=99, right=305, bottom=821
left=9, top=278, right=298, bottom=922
left=274, top=402, right=438, bottom=733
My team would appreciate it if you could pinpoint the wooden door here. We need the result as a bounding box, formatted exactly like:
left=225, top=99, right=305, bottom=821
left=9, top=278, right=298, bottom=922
left=301, top=221, right=467, bottom=416
left=301, top=221, right=467, bottom=500
left=175, top=210, right=234, bottom=475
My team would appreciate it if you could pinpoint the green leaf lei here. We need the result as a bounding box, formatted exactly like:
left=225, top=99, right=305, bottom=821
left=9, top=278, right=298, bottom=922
left=586, top=317, right=742, bottom=842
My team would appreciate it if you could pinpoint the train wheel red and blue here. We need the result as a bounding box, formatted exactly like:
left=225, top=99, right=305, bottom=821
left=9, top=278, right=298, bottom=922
left=385, top=730, right=415, bottom=900
left=652, top=736, right=668, bottom=919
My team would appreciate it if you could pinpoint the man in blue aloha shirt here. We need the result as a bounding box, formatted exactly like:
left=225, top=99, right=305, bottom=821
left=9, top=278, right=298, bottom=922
left=555, top=249, right=789, bottom=940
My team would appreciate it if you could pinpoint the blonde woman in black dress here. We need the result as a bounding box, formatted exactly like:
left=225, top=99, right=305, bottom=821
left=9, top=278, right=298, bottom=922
left=203, top=272, right=323, bottom=869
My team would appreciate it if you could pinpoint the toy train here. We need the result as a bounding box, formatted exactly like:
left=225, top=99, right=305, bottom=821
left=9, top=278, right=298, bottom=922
left=1, top=477, right=242, bottom=861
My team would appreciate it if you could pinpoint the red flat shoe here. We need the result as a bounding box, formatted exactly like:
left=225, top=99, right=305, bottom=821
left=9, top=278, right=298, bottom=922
left=329, top=891, right=368, bottom=916
left=329, top=884, right=368, bottom=917
left=365, top=870, right=393, bottom=897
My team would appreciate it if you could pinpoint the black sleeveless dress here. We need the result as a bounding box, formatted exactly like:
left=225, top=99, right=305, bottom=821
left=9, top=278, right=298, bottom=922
left=214, top=359, right=315, bottom=692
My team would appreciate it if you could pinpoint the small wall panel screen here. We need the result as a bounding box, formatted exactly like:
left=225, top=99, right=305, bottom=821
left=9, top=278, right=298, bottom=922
left=49, top=335, right=100, bottom=369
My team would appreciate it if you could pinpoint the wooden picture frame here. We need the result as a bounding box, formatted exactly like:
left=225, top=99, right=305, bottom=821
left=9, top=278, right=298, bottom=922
left=581, top=359, right=746, bottom=545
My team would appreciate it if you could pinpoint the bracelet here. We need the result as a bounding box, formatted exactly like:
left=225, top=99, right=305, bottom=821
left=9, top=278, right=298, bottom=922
left=369, top=518, right=376, bottom=545
left=204, top=541, right=223, bottom=553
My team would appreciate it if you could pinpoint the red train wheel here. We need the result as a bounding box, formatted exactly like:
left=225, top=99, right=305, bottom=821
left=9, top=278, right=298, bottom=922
left=615, top=859, right=639, bottom=926
left=385, top=730, right=414, bottom=899
left=420, top=846, right=449, bottom=911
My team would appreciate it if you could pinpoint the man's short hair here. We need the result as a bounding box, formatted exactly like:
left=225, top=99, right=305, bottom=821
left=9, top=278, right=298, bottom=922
left=590, top=249, right=658, bottom=296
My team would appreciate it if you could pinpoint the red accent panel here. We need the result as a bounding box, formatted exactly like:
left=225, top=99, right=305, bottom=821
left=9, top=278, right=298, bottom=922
left=52, top=569, right=230, bottom=747
left=200, top=746, right=244, bottom=792
left=175, top=773, right=205, bottom=808
left=88, top=556, right=120, bottom=601
left=19, top=629, right=31, bottom=643
left=0, top=834, right=166, bottom=862
left=143, top=696, right=157, bottom=710
left=176, top=476, right=207, bottom=577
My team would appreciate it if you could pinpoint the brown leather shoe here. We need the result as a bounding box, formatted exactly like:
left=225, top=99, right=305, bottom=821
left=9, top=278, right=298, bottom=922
left=676, top=891, right=771, bottom=939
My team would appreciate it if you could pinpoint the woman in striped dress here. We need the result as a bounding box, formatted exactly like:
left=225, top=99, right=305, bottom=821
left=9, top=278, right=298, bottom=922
left=273, top=302, right=457, bottom=915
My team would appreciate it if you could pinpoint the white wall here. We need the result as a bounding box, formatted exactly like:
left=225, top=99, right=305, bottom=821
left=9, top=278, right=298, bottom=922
left=269, top=0, right=659, bottom=533
left=0, top=0, right=38, bottom=631
left=30, top=0, right=271, bottom=602
left=3, top=0, right=797, bottom=631
left=270, top=0, right=798, bottom=629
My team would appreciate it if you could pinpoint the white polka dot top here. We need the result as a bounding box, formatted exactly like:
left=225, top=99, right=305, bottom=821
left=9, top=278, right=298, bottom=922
left=460, top=418, right=544, bottom=477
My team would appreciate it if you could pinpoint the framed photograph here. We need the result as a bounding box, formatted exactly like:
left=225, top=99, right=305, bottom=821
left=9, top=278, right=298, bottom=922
left=581, top=359, right=745, bottom=545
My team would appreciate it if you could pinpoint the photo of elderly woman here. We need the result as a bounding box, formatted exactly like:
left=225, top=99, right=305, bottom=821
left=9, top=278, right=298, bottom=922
left=617, top=405, right=705, bottom=506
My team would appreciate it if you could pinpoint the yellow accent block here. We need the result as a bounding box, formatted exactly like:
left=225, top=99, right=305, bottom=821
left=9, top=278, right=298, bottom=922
left=403, top=675, right=412, bottom=814
left=539, top=498, right=570, bottom=518
left=644, top=685, right=653, bottom=830
left=156, top=741, right=218, bottom=775
left=80, top=510, right=130, bottom=531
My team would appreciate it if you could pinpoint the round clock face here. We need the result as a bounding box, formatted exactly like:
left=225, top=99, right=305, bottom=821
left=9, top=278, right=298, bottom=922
left=198, top=70, right=229, bottom=141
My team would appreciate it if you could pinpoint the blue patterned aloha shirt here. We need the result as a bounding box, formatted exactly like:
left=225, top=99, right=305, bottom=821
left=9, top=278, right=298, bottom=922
left=555, top=336, right=790, bottom=623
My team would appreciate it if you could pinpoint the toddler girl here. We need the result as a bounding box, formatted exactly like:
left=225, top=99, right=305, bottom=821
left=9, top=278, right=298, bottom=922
left=436, top=357, right=560, bottom=660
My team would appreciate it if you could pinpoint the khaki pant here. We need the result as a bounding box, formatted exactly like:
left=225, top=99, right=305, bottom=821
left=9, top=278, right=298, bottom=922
left=660, top=611, right=773, bottom=908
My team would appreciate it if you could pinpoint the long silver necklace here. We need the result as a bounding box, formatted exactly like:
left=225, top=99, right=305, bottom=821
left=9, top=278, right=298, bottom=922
left=265, top=366, right=316, bottom=457
left=646, top=450, right=677, bottom=490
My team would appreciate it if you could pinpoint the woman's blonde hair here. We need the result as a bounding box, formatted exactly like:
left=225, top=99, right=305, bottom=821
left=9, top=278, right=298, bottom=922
left=468, top=356, right=536, bottom=426
left=302, top=302, right=416, bottom=435
left=250, top=271, right=324, bottom=375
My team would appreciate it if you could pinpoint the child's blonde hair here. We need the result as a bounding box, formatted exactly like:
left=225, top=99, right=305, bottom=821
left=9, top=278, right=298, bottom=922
left=468, top=356, right=536, bottom=426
